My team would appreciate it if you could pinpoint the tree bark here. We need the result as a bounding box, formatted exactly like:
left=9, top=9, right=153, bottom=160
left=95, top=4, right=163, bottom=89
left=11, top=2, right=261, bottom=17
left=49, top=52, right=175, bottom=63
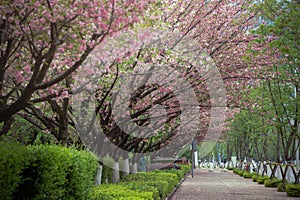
left=112, top=161, right=120, bottom=183
left=94, top=165, right=102, bottom=186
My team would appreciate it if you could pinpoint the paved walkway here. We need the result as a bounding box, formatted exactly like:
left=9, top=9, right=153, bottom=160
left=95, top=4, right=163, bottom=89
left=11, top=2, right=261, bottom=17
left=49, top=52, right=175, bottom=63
left=171, top=168, right=299, bottom=200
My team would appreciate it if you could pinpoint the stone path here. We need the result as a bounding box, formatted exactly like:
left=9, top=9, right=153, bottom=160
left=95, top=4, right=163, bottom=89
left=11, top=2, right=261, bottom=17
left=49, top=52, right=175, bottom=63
left=170, top=168, right=300, bottom=200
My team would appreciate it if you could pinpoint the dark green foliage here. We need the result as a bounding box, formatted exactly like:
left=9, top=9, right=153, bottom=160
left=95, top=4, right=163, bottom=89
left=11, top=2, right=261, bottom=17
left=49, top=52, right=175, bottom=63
left=63, top=148, right=99, bottom=199
left=159, top=168, right=185, bottom=181
left=264, top=179, right=283, bottom=188
left=286, top=184, right=300, bottom=197
left=119, top=182, right=160, bottom=200
left=233, top=169, right=245, bottom=176
left=243, top=172, right=253, bottom=178
left=124, top=172, right=177, bottom=198
left=278, top=182, right=286, bottom=192
left=252, top=174, right=259, bottom=182
left=178, top=164, right=191, bottom=174
left=102, top=165, right=114, bottom=184
left=227, top=167, right=234, bottom=170
left=18, top=145, right=74, bottom=199
left=93, top=165, right=190, bottom=200
left=0, top=142, right=32, bottom=200
left=121, top=171, right=178, bottom=197
left=257, top=176, right=270, bottom=184
left=92, top=184, right=154, bottom=200
left=0, top=116, right=56, bottom=145
left=0, top=143, right=99, bottom=200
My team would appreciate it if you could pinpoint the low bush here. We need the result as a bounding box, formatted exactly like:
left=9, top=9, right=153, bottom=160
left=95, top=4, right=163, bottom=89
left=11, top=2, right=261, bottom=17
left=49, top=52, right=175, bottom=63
left=159, top=169, right=185, bottom=181
left=63, top=148, right=99, bottom=199
left=243, top=172, right=253, bottom=178
left=121, top=171, right=178, bottom=197
left=264, top=179, right=283, bottom=188
left=95, top=166, right=190, bottom=199
left=252, top=174, right=259, bottom=182
left=0, top=142, right=32, bottom=200
left=257, top=176, right=270, bottom=184
left=278, top=182, right=286, bottom=192
left=233, top=169, right=245, bottom=176
left=0, top=143, right=99, bottom=200
left=227, top=167, right=234, bottom=170
left=178, top=164, right=191, bottom=174
left=92, top=184, right=154, bottom=200
left=119, top=182, right=160, bottom=199
left=130, top=180, right=170, bottom=199
left=286, top=184, right=300, bottom=197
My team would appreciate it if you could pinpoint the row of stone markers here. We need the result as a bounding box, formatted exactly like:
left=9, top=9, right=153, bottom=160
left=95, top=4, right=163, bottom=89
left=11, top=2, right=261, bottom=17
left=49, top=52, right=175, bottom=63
left=232, top=161, right=300, bottom=184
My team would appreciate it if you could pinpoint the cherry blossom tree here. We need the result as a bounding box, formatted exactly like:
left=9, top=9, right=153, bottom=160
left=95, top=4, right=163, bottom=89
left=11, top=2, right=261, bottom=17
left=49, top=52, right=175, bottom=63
left=0, top=0, right=148, bottom=136
left=82, top=0, right=264, bottom=163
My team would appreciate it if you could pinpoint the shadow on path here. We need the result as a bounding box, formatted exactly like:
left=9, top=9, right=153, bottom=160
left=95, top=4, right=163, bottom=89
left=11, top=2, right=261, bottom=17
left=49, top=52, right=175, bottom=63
left=171, top=168, right=299, bottom=200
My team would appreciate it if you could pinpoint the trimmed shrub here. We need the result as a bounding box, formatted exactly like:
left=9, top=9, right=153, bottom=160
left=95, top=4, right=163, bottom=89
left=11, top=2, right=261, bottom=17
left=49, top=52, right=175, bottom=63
left=143, top=180, right=170, bottom=198
left=178, top=164, right=191, bottom=174
left=92, top=184, right=154, bottom=200
left=278, top=182, right=286, bottom=192
left=121, top=172, right=178, bottom=188
left=119, top=182, right=160, bottom=200
left=159, top=169, right=185, bottom=181
left=264, top=179, right=283, bottom=188
left=286, top=184, right=300, bottom=197
left=63, top=148, right=99, bottom=199
left=0, top=144, right=100, bottom=200
left=0, top=142, right=32, bottom=200
left=227, top=167, right=234, bottom=170
left=122, top=180, right=168, bottom=199
left=257, top=176, right=270, bottom=184
left=93, top=163, right=189, bottom=200
left=243, top=172, right=252, bottom=178
left=123, top=172, right=177, bottom=191
left=23, top=145, right=73, bottom=199
left=120, top=171, right=179, bottom=199
left=233, top=169, right=244, bottom=176
left=252, top=174, right=258, bottom=182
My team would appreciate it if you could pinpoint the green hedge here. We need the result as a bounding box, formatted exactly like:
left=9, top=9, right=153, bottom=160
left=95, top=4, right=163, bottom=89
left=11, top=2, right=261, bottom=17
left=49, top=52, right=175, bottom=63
left=257, top=176, right=270, bottom=184
left=157, top=169, right=184, bottom=181
left=243, top=172, right=253, bottom=178
left=93, top=164, right=191, bottom=199
left=264, top=179, right=283, bottom=188
left=278, top=182, right=286, bottom=192
left=252, top=174, right=259, bottom=182
left=286, top=184, right=300, bottom=197
left=178, top=164, right=191, bottom=174
left=119, top=182, right=160, bottom=199
left=233, top=169, right=245, bottom=176
left=0, top=142, right=32, bottom=200
left=92, top=184, right=154, bottom=200
left=121, top=172, right=178, bottom=197
left=0, top=143, right=99, bottom=200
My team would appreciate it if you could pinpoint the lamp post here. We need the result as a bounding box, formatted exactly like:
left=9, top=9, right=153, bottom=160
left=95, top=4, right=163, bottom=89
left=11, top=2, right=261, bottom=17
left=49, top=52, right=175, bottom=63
left=191, top=138, right=196, bottom=178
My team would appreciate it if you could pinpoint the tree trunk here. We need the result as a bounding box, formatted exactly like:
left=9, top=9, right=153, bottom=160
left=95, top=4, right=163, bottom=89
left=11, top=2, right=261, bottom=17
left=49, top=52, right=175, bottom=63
left=121, top=158, right=130, bottom=176
left=130, top=162, right=138, bottom=174
left=0, top=117, right=13, bottom=136
left=94, top=165, right=102, bottom=185
left=276, top=128, right=281, bottom=162
left=112, top=161, right=120, bottom=183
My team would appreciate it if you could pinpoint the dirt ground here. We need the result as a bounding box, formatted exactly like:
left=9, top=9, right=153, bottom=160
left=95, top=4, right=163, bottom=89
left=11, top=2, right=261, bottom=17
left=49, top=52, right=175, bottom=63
left=170, top=168, right=300, bottom=200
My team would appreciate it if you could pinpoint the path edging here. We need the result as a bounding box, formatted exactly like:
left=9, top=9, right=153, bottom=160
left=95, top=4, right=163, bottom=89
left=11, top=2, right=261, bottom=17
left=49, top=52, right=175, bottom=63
left=165, top=171, right=191, bottom=200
